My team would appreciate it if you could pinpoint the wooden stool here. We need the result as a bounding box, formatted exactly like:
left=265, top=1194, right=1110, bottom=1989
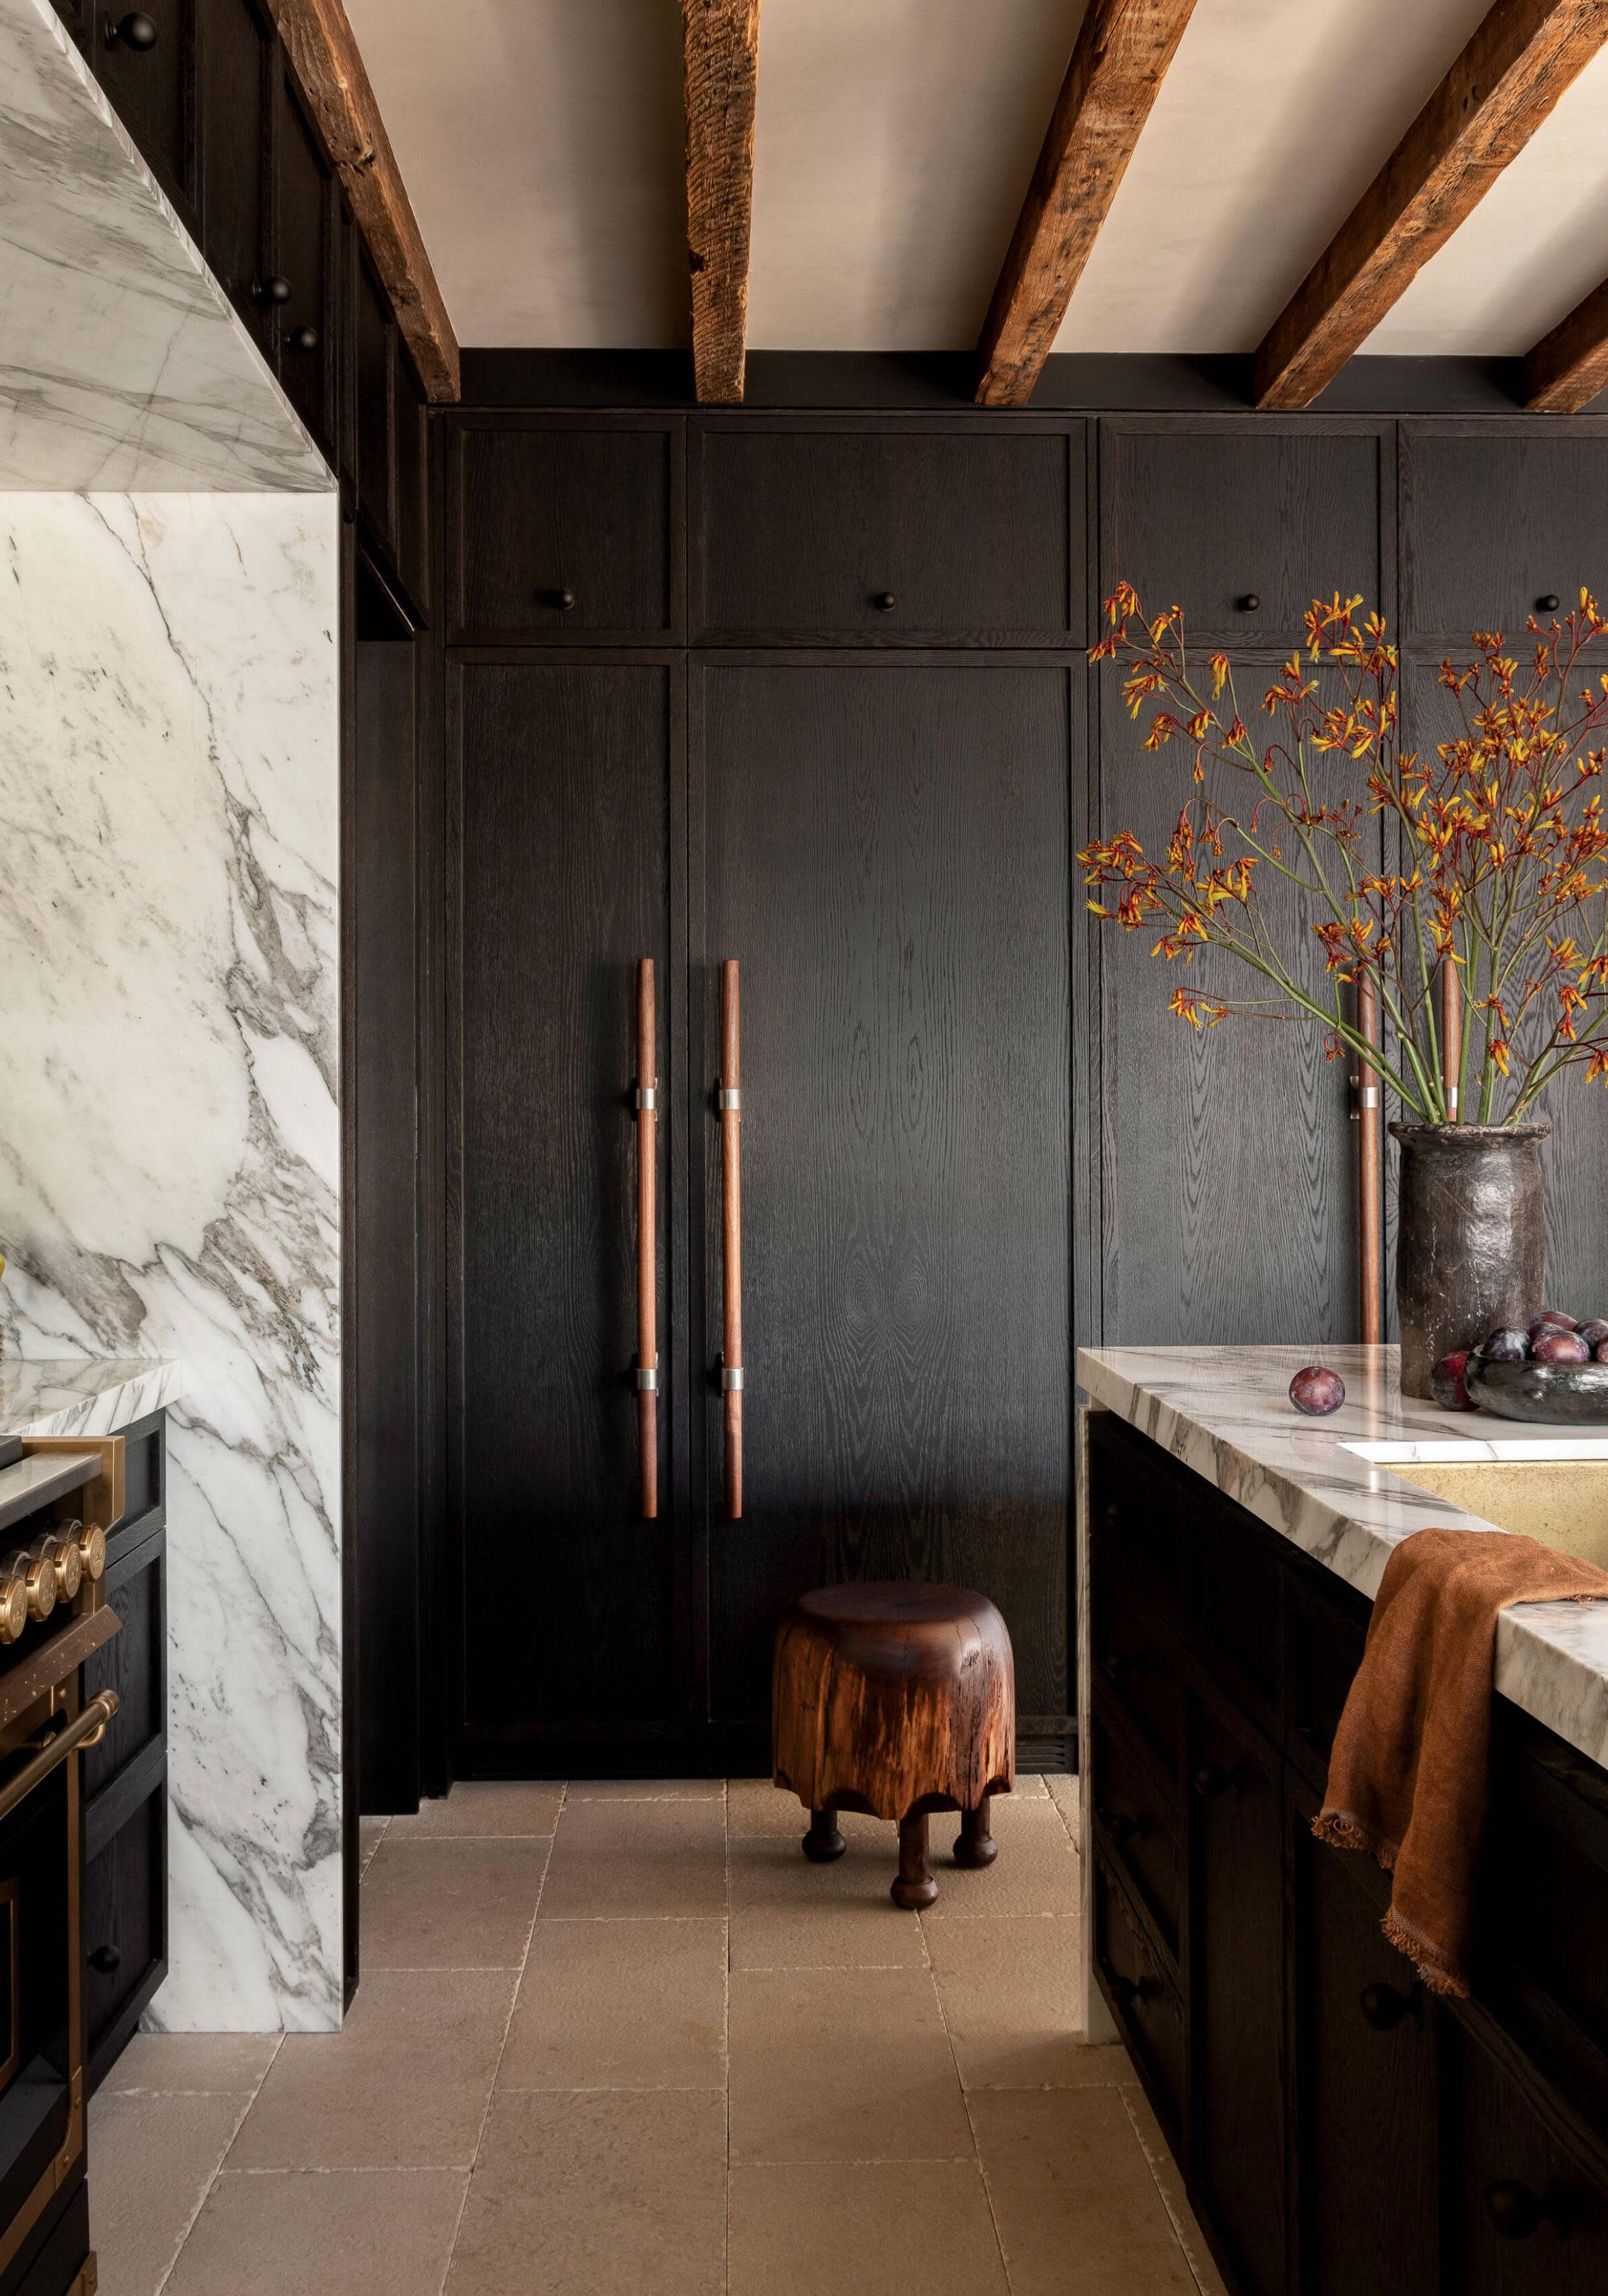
left=772, top=1582, right=1015, bottom=1908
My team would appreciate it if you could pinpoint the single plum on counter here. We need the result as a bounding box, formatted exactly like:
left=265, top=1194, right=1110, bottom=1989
left=1530, top=1310, right=1579, bottom=1336
left=1532, top=1328, right=1591, bottom=1365
left=1289, top=1365, right=1345, bottom=1416
left=1578, top=1318, right=1608, bottom=1349
left=1481, top=1327, right=1530, bottom=1362
left=1430, top=1351, right=1476, bottom=1410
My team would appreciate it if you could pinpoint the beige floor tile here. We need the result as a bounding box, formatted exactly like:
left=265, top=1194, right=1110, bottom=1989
left=89, top=2089, right=252, bottom=2296
left=727, top=1781, right=885, bottom=1841
left=1123, top=2081, right=1232, bottom=2296
left=100, top=2032, right=279, bottom=2095
left=923, top=1799, right=1080, bottom=1919
left=971, top=2087, right=1198, bottom=2295
left=228, top=1968, right=517, bottom=2169
left=729, top=2160, right=1009, bottom=2296
left=387, top=1781, right=564, bottom=1837
left=539, top=1796, right=726, bottom=1918
left=446, top=2088, right=725, bottom=2296
left=729, top=1965, right=972, bottom=2164
left=566, top=1777, right=724, bottom=1801
left=1010, top=1773, right=1051, bottom=1798
left=924, top=1916, right=1127, bottom=2090
left=359, top=1818, right=388, bottom=1876
left=1048, top=1772, right=1081, bottom=1845
left=361, top=1837, right=549, bottom=1969
left=498, top=1918, right=726, bottom=2090
left=728, top=1833, right=927, bottom=1970
left=164, top=2169, right=466, bottom=2296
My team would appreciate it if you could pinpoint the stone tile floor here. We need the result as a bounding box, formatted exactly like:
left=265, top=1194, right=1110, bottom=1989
left=92, top=1776, right=1227, bottom=2295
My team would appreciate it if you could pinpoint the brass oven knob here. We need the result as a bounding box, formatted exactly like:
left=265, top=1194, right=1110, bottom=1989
left=50, top=1525, right=83, bottom=1604
left=21, top=1541, right=57, bottom=1622
left=76, top=1522, right=107, bottom=1583
left=0, top=1567, right=27, bottom=1644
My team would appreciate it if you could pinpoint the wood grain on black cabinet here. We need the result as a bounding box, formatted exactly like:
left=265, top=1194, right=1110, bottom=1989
left=1402, top=424, right=1608, bottom=645
left=82, top=1535, right=164, bottom=1809
left=197, top=0, right=271, bottom=337
left=448, top=658, right=682, bottom=1759
left=50, top=0, right=89, bottom=45
left=1100, top=423, right=1384, bottom=645
left=95, top=0, right=198, bottom=220
left=1091, top=1698, right=1181, bottom=1953
left=1447, top=2019, right=1608, bottom=2295
left=695, top=659, right=1072, bottom=1732
left=84, top=1781, right=166, bottom=2092
left=394, top=348, right=429, bottom=615
left=692, top=418, right=1082, bottom=643
left=446, top=418, right=680, bottom=645
left=355, top=251, right=396, bottom=554
left=1093, top=1854, right=1187, bottom=2146
left=273, top=61, right=335, bottom=457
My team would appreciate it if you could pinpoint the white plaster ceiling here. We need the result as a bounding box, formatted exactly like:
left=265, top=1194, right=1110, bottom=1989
left=344, top=0, right=1608, bottom=359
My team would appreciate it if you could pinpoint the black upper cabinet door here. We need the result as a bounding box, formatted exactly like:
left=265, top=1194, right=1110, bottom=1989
left=1446, top=2019, right=1608, bottom=2295
left=696, top=660, right=1072, bottom=1731
left=1188, top=1687, right=1286, bottom=2296
left=1101, top=423, right=1384, bottom=647
left=337, top=200, right=359, bottom=510
left=93, top=0, right=198, bottom=220
left=446, top=418, right=682, bottom=645
left=394, top=347, right=429, bottom=615
left=1402, top=425, right=1608, bottom=644
left=355, top=253, right=397, bottom=555
left=197, top=0, right=271, bottom=340
left=273, top=63, right=335, bottom=461
left=693, top=418, right=1082, bottom=644
left=448, top=658, right=682, bottom=1758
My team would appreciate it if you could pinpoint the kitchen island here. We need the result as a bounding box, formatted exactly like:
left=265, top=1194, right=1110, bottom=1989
left=1078, top=1342, right=1608, bottom=2296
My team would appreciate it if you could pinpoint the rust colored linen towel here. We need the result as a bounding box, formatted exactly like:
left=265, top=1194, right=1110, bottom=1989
left=1315, top=1525, right=1608, bottom=1997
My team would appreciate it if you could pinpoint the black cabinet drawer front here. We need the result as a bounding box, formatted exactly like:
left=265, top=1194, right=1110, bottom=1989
left=275, top=65, right=335, bottom=459
left=694, top=423, right=1080, bottom=641
left=1286, top=1576, right=1365, bottom=1784
left=450, top=420, right=678, bottom=641
left=83, top=1535, right=164, bottom=1803
left=1102, top=424, right=1383, bottom=645
left=1093, top=1855, right=1185, bottom=2146
left=1090, top=1570, right=1183, bottom=1776
left=1450, top=2021, right=1608, bottom=2295
left=198, top=0, right=271, bottom=333
left=117, top=1415, right=164, bottom=1540
left=1090, top=1699, right=1181, bottom=1952
left=95, top=0, right=198, bottom=215
left=1185, top=1490, right=1282, bottom=1719
left=84, top=1776, right=166, bottom=2081
left=1088, top=1411, right=1186, bottom=1616
left=1403, top=427, right=1608, bottom=645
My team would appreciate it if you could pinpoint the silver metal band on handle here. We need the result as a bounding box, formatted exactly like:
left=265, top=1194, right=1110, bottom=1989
left=721, top=1366, right=744, bottom=1392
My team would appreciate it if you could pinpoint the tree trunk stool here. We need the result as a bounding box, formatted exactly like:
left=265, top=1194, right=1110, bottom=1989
left=772, top=1582, right=1015, bottom=1908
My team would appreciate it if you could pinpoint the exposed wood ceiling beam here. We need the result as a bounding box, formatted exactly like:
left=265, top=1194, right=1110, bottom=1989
left=1256, top=0, right=1608, bottom=412
left=682, top=0, right=761, bottom=405
left=974, top=0, right=1201, bottom=410
left=270, top=0, right=460, bottom=403
left=1526, top=275, right=1608, bottom=408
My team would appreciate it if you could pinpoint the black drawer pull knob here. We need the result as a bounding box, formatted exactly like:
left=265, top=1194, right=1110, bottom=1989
left=1485, top=2179, right=1563, bottom=2240
left=1110, top=1973, right=1159, bottom=2012
left=1192, top=1763, right=1231, bottom=1798
left=105, top=12, right=158, bottom=48
left=287, top=324, right=319, bottom=354
left=89, top=1944, right=121, bottom=1974
left=873, top=592, right=896, bottom=611
left=258, top=276, right=292, bottom=308
left=1098, top=1806, right=1147, bottom=1847
left=1099, top=1651, right=1138, bottom=1684
left=1359, top=1980, right=1414, bottom=2030
left=1237, top=592, right=1260, bottom=611
left=1537, top=594, right=1561, bottom=613
left=543, top=587, right=576, bottom=610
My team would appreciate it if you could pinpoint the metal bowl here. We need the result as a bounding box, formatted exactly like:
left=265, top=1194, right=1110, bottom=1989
left=1466, top=1351, right=1608, bottom=1424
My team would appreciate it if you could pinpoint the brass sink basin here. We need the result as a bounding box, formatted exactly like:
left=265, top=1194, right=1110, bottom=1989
left=1389, top=1459, right=1608, bottom=1569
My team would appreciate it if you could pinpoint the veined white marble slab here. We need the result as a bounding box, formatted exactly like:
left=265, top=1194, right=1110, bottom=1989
left=0, top=1356, right=183, bottom=1439
left=1077, top=1343, right=1608, bottom=1774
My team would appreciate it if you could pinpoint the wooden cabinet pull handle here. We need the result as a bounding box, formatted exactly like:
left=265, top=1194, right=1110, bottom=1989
left=635, top=959, right=658, bottom=1519
left=720, top=959, right=742, bottom=1520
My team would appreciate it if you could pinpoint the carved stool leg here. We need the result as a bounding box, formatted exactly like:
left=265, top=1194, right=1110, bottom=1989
left=956, top=1796, right=997, bottom=1868
left=892, top=1811, right=938, bottom=1908
left=802, top=1808, right=846, bottom=1863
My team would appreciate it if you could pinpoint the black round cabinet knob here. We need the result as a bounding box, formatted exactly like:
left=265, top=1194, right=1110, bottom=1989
left=89, top=1944, right=121, bottom=1974
left=1359, top=1981, right=1412, bottom=2030
left=544, top=587, right=576, bottom=610
left=258, top=276, right=292, bottom=307
left=1538, top=594, right=1561, bottom=613
left=106, top=12, right=159, bottom=48
left=1237, top=593, right=1261, bottom=612
left=1192, top=1762, right=1230, bottom=1798
left=1485, top=2180, right=1546, bottom=2240
left=873, top=592, right=896, bottom=611
left=287, top=324, right=319, bottom=354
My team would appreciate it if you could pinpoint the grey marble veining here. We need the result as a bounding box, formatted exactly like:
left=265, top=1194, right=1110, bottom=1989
left=0, top=1355, right=183, bottom=1438
left=1078, top=1344, right=1608, bottom=1773
left=0, top=0, right=329, bottom=491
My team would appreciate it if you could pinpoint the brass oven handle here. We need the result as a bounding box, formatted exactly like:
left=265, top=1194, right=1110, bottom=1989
left=0, top=1692, right=119, bottom=1826
left=635, top=958, right=658, bottom=1520
left=720, top=959, right=742, bottom=1521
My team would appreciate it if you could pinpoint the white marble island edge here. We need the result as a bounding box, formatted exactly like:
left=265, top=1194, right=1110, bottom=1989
left=0, top=1356, right=184, bottom=1440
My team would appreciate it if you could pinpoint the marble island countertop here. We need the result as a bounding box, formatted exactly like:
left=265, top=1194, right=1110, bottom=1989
left=1078, top=1343, right=1608, bottom=1773
left=0, top=1357, right=185, bottom=1439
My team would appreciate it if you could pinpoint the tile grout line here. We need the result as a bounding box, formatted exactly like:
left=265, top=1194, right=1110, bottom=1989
left=920, top=1913, right=1015, bottom=2293
left=434, top=1779, right=566, bottom=2295
left=149, top=2031, right=286, bottom=2296
left=1117, top=2083, right=1220, bottom=2296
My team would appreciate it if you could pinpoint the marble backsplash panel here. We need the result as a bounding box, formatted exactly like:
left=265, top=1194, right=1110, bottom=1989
left=0, top=491, right=342, bottom=2029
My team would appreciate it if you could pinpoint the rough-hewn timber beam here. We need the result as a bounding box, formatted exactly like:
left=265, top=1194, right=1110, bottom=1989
left=1526, top=274, right=1608, bottom=409
left=271, top=0, right=460, bottom=403
left=682, top=0, right=761, bottom=404
left=1256, top=0, right=1608, bottom=412
left=975, top=0, right=1200, bottom=410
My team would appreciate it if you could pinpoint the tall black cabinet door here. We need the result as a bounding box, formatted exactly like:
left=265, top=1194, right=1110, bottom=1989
left=695, top=658, right=1072, bottom=1738
left=449, top=658, right=683, bottom=1766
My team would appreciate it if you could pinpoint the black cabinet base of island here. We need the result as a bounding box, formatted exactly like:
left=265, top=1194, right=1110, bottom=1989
left=1087, top=1406, right=1608, bottom=2296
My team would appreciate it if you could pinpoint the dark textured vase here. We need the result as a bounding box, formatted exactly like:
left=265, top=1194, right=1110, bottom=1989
left=1391, top=1123, right=1548, bottom=1399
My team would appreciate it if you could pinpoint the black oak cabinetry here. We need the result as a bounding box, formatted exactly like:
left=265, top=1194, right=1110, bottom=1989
left=79, top=1409, right=168, bottom=2094
left=92, top=0, right=199, bottom=225
left=1088, top=1405, right=1608, bottom=2296
left=273, top=52, right=337, bottom=461
left=197, top=0, right=273, bottom=346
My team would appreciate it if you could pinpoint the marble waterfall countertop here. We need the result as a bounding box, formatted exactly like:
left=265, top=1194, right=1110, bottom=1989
left=1078, top=1343, right=1608, bottom=1773
left=0, top=1358, right=185, bottom=1439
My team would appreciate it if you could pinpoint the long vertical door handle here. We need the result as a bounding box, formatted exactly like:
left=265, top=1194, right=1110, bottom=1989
left=720, top=959, right=743, bottom=1520
left=636, top=959, right=658, bottom=1519
left=1356, top=972, right=1382, bottom=1346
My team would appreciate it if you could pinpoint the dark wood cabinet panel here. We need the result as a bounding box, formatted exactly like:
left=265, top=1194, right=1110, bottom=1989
left=693, top=420, right=1082, bottom=645
left=1402, top=425, right=1608, bottom=645
left=94, top=0, right=197, bottom=219
left=1101, top=424, right=1384, bottom=646
left=1448, top=2022, right=1608, bottom=2295
left=1091, top=1698, right=1181, bottom=1953
left=50, top=0, right=90, bottom=46
left=355, top=252, right=396, bottom=554
left=446, top=419, right=680, bottom=644
left=83, top=1777, right=166, bottom=2092
left=273, top=61, right=335, bottom=458
left=82, top=1533, right=164, bottom=1805
left=696, top=660, right=1072, bottom=1730
left=448, top=658, right=682, bottom=1757
left=197, top=0, right=270, bottom=338
left=1093, top=1854, right=1186, bottom=2145
left=395, top=349, right=429, bottom=615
